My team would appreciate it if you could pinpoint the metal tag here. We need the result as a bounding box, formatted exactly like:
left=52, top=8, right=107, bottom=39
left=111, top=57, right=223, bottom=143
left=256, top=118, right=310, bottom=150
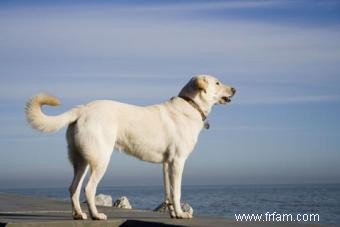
left=204, top=120, right=210, bottom=129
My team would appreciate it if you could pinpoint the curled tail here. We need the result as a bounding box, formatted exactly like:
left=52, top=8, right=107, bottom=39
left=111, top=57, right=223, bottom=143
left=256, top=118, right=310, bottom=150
left=25, top=93, right=81, bottom=133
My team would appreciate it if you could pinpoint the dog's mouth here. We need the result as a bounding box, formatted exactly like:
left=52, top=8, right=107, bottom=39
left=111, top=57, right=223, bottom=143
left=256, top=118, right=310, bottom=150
left=220, top=96, right=232, bottom=104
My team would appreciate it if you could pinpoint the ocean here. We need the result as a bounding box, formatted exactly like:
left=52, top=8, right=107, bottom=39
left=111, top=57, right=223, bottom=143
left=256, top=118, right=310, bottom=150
left=1, top=184, right=339, bottom=224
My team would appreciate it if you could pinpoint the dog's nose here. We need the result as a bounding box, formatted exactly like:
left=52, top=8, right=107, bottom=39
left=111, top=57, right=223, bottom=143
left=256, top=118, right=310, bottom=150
left=231, top=87, right=236, bottom=95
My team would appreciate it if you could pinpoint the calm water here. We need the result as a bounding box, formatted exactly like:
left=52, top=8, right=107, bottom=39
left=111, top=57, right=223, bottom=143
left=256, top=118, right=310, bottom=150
left=1, top=184, right=339, bottom=224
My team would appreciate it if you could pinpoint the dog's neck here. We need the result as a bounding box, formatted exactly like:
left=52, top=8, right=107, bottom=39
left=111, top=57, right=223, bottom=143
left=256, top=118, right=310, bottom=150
left=177, top=95, right=213, bottom=129
left=178, top=95, right=207, bottom=121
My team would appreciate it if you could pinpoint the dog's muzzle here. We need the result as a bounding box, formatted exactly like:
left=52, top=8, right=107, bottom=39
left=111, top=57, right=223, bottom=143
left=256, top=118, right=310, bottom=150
left=221, top=96, right=231, bottom=103
left=220, top=87, right=236, bottom=104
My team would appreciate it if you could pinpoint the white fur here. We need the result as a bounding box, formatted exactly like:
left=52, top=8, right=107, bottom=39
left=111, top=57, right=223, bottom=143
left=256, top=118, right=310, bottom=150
left=25, top=74, right=235, bottom=220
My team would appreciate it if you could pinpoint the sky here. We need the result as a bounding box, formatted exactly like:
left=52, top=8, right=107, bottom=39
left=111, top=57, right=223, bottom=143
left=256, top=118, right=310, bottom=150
left=0, top=0, right=340, bottom=188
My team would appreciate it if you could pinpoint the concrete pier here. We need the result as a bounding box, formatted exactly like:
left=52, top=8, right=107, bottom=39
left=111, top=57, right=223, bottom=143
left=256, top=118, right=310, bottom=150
left=0, top=192, right=323, bottom=227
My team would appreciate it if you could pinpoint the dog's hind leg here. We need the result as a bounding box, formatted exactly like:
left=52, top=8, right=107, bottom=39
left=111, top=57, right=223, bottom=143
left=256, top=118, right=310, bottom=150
left=85, top=150, right=111, bottom=220
left=67, top=124, right=89, bottom=220
left=69, top=156, right=89, bottom=220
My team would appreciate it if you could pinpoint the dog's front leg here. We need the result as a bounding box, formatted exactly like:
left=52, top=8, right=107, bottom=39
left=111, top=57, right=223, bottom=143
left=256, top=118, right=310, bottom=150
left=163, top=162, right=175, bottom=217
left=169, top=158, right=193, bottom=219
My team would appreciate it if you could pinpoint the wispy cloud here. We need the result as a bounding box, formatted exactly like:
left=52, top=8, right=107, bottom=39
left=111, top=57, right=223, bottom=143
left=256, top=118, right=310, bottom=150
left=1, top=5, right=339, bottom=85
left=213, top=125, right=302, bottom=132
left=0, top=79, right=180, bottom=104
left=237, top=95, right=340, bottom=105
left=1, top=4, right=340, bottom=105
left=112, top=0, right=283, bottom=12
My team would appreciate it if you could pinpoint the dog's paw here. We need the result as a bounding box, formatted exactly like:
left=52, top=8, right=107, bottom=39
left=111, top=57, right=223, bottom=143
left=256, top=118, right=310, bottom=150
left=167, top=204, right=176, bottom=218
left=169, top=210, right=176, bottom=218
left=91, top=212, right=107, bottom=220
left=73, top=212, right=87, bottom=220
left=174, top=211, right=193, bottom=219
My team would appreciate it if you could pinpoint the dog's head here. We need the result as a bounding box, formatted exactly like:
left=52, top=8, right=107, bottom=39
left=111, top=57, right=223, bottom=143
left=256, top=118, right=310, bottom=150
left=179, top=74, right=236, bottom=106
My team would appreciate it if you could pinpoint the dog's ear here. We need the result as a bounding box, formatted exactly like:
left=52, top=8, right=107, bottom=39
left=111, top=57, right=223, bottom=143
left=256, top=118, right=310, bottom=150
left=193, top=77, right=208, bottom=93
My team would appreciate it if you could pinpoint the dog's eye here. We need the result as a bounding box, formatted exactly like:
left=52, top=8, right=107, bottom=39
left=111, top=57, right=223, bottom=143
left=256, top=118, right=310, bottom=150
left=216, top=82, right=220, bottom=85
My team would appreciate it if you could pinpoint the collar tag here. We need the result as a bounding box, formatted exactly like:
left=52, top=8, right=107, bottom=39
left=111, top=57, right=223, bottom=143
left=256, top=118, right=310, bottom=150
left=204, top=120, right=210, bottom=129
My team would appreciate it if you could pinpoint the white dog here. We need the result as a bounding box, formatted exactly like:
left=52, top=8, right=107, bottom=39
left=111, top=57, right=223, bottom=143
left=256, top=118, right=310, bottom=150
left=25, top=74, right=236, bottom=220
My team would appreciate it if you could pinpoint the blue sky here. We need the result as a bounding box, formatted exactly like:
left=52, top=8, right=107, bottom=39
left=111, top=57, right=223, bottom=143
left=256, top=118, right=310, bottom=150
left=0, top=0, right=340, bottom=188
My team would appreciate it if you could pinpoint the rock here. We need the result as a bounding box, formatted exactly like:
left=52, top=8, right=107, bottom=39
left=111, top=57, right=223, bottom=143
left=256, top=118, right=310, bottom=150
left=154, top=202, right=193, bottom=215
left=181, top=202, right=194, bottom=214
left=113, top=196, right=132, bottom=209
left=95, top=194, right=112, bottom=207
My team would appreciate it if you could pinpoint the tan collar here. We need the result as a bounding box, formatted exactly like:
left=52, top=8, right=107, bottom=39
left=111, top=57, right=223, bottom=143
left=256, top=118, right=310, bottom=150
left=178, top=95, right=210, bottom=129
